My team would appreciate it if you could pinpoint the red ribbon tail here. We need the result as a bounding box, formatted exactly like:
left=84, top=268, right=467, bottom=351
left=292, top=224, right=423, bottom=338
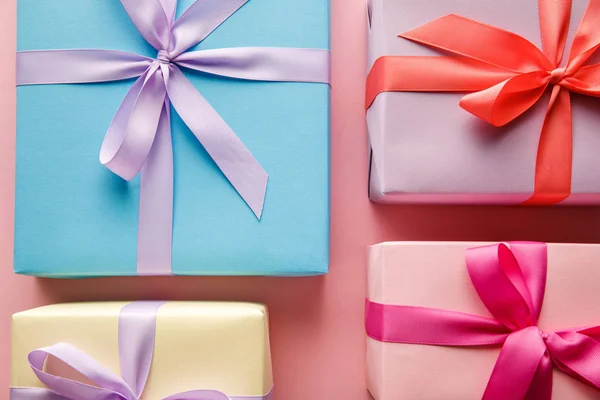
left=522, top=86, right=572, bottom=205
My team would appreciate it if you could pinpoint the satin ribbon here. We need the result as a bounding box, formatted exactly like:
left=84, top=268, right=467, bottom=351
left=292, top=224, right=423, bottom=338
left=366, top=0, right=600, bottom=205
left=9, top=302, right=274, bottom=400
left=17, top=0, right=330, bottom=275
left=365, top=242, right=600, bottom=400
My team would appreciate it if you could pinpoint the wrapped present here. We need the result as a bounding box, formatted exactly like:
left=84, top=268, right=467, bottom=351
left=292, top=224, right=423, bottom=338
left=366, top=0, right=600, bottom=205
left=15, top=0, right=330, bottom=277
left=366, top=242, right=600, bottom=399
left=10, top=301, right=273, bottom=399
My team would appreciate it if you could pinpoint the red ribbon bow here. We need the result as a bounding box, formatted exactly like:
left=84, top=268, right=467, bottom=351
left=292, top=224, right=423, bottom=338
left=366, top=243, right=600, bottom=399
left=366, top=0, right=600, bottom=204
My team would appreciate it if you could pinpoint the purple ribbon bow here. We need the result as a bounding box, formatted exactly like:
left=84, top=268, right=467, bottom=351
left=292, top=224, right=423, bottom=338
left=9, top=302, right=274, bottom=400
left=16, top=0, right=330, bottom=275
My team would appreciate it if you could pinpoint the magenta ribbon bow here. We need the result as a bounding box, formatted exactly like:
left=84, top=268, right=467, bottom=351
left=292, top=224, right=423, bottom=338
left=366, top=242, right=600, bottom=399
left=9, top=302, right=273, bottom=400
left=16, top=0, right=330, bottom=275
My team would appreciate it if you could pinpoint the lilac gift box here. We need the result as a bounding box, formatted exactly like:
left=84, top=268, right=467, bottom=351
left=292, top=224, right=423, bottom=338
left=366, top=0, right=600, bottom=205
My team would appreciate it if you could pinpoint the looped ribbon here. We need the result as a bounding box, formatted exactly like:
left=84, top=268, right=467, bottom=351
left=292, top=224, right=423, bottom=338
left=366, top=242, right=600, bottom=399
left=365, top=0, right=600, bottom=205
left=9, top=302, right=273, bottom=400
left=16, top=0, right=330, bottom=275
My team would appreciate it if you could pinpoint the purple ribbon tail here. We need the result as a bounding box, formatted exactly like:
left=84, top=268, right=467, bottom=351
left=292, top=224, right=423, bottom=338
left=165, top=65, right=269, bottom=219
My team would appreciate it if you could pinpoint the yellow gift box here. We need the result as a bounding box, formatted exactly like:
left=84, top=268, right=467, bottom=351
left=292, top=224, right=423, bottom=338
left=11, top=302, right=273, bottom=399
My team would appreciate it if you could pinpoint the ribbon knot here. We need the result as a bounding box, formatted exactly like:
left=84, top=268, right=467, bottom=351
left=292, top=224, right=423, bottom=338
left=366, top=242, right=600, bottom=399
left=549, top=67, right=566, bottom=85
left=157, top=50, right=171, bottom=65
left=541, top=330, right=550, bottom=341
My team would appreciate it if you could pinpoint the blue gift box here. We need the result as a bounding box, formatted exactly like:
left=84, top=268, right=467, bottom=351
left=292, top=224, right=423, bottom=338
left=15, top=0, right=330, bottom=277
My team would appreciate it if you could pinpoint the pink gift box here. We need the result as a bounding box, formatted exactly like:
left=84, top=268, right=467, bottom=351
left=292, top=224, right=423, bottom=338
left=366, top=242, right=600, bottom=399
left=366, top=0, right=600, bottom=205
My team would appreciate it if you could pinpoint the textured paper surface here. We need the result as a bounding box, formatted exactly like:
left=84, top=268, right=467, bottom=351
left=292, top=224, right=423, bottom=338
left=367, top=0, right=600, bottom=204
left=11, top=302, right=273, bottom=398
left=15, top=0, right=330, bottom=277
left=367, top=242, right=600, bottom=400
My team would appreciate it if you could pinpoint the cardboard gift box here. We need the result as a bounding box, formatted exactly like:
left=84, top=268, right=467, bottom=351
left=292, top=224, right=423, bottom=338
left=367, top=0, right=600, bottom=205
left=15, top=0, right=330, bottom=277
left=366, top=242, right=600, bottom=399
left=10, top=302, right=273, bottom=399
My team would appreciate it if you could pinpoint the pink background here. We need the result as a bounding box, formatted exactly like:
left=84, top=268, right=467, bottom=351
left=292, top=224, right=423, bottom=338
left=3, top=1, right=600, bottom=399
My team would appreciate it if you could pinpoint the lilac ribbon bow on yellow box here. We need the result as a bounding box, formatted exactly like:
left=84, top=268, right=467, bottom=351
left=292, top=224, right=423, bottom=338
left=16, top=0, right=330, bottom=276
left=11, top=302, right=274, bottom=399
